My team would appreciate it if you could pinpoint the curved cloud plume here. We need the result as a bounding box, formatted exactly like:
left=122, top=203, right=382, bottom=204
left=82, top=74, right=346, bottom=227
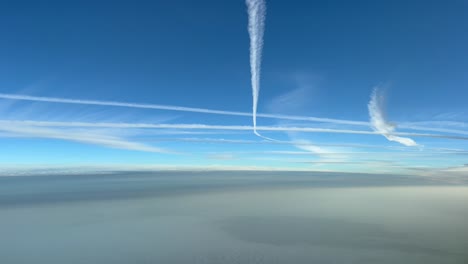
left=368, top=88, right=418, bottom=147
left=246, top=0, right=266, bottom=137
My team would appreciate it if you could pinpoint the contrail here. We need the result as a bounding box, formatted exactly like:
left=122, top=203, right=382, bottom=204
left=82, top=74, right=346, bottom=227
left=368, top=88, right=418, bottom=147
left=2, top=120, right=468, bottom=141
left=246, top=0, right=266, bottom=137
left=0, top=93, right=250, bottom=116
left=0, top=93, right=367, bottom=126
left=397, top=124, right=468, bottom=136
left=1, top=93, right=467, bottom=136
left=0, top=120, right=378, bottom=134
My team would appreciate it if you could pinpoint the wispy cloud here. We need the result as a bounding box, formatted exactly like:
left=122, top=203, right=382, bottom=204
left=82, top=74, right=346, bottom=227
left=368, top=88, right=418, bottom=147
left=207, top=153, right=236, bottom=160
left=399, top=121, right=468, bottom=135
left=288, top=137, right=349, bottom=161
left=148, top=137, right=408, bottom=150
left=0, top=123, right=167, bottom=153
left=148, top=139, right=468, bottom=156
left=265, top=84, right=347, bottom=160
left=266, top=86, right=312, bottom=115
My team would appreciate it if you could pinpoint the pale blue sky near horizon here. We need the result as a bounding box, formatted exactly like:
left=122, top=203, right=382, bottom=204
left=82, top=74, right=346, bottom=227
left=0, top=0, right=467, bottom=175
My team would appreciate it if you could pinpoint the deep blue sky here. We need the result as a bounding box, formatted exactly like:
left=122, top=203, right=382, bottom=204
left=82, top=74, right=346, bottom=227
left=0, top=0, right=467, bottom=174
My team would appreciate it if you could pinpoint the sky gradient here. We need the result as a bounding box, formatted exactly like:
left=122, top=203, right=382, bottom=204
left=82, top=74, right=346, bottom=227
left=1, top=0, right=467, bottom=176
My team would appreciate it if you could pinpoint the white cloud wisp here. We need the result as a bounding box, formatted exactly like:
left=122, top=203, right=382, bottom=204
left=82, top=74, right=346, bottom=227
left=368, top=88, right=418, bottom=147
left=0, top=123, right=167, bottom=153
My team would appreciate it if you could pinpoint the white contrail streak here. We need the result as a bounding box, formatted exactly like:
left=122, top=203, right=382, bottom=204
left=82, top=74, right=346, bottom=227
left=0, top=120, right=377, bottom=133
left=368, top=88, right=418, bottom=147
left=246, top=0, right=266, bottom=137
left=1, top=93, right=467, bottom=136
left=0, top=93, right=249, bottom=116
left=0, top=93, right=367, bottom=126
left=398, top=124, right=468, bottom=136
left=2, top=120, right=468, bottom=140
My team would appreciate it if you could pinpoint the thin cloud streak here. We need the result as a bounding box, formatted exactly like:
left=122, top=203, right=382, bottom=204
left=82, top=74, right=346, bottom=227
left=146, top=138, right=468, bottom=154
left=398, top=124, right=468, bottom=136
left=0, top=124, right=167, bottom=153
left=147, top=137, right=396, bottom=149
left=0, top=93, right=369, bottom=126
left=401, top=121, right=468, bottom=128
left=368, top=88, right=418, bottom=147
left=2, top=120, right=376, bottom=133
left=2, top=120, right=468, bottom=140
left=154, top=138, right=468, bottom=155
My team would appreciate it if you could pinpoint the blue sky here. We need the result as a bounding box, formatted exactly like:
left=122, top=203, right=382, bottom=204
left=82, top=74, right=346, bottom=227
left=1, top=0, right=467, bottom=175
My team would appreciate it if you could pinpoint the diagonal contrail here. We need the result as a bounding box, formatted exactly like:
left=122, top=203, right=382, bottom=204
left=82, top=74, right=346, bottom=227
left=0, top=93, right=368, bottom=125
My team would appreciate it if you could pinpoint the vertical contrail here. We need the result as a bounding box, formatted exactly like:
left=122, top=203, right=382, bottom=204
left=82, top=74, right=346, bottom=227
left=246, top=0, right=266, bottom=137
